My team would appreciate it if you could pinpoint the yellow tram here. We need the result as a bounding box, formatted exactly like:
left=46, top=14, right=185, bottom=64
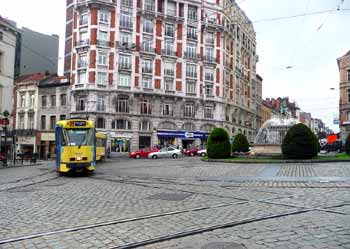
left=96, top=132, right=107, bottom=162
left=55, top=119, right=96, bottom=174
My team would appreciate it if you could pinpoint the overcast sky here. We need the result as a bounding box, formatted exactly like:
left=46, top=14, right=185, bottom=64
left=2, top=0, right=350, bottom=132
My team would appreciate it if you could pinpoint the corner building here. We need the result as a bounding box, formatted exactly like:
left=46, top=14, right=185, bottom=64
left=64, top=0, right=260, bottom=151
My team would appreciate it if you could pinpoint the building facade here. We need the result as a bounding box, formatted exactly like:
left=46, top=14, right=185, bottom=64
left=338, top=50, right=350, bottom=142
left=14, top=74, right=69, bottom=157
left=65, top=0, right=260, bottom=150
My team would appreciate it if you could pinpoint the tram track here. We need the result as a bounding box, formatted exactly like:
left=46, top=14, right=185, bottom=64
left=0, top=174, right=59, bottom=192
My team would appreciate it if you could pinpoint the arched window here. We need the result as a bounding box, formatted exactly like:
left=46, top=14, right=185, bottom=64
left=200, top=124, right=215, bottom=132
left=159, top=121, right=176, bottom=130
left=139, top=120, right=152, bottom=131
left=112, top=119, right=131, bottom=130
left=96, top=117, right=105, bottom=129
left=182, top=122, right=195, bottom=131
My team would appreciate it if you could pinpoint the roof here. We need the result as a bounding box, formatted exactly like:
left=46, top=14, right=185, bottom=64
left=344, top=50, right=350, bottom=57
left=0, top=15, right=18, bottom=34
left=38, top=75, right=70, bottom=87
left=15, top=73, right=46, bottom=83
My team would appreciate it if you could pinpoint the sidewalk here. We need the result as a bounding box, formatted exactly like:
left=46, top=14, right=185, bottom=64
left=0, top=159, right=44, bottom=168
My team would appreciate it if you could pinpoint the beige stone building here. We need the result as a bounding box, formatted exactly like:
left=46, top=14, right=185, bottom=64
left=338, top=50, right=350, bottom=142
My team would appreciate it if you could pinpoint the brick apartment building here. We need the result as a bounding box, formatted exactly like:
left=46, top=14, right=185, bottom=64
left=64, top=0, right=261, bottom=150
left=338, top=50, right=350, bottom=142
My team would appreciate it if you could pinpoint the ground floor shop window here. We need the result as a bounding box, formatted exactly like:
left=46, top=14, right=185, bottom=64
left=158, top=137, right=175, bottom=147
left=112, top=138, right=130, bottom=152
left=182, top=139, right=195, bottom=150
left=139, top=136, right=151, bottom=149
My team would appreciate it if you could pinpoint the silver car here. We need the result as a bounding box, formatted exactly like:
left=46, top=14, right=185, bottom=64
left=148, top=147, right=182, bottom=159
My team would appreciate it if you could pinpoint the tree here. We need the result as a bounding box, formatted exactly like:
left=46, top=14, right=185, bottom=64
left=207, top=128, right=231, bottom=159
left=282, top=123, right=319, bottom=159
left=232, top=133, right=250, bottom=153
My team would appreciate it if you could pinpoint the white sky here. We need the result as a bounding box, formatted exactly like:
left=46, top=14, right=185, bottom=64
left=2, top=0, right=350, bottom=132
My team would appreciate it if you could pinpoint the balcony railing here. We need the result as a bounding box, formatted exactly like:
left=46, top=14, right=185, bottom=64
left=144, top=3, right=155, bottom=12
left=203, top=55, right=216, bottom=63
left=184, top=52, right=200, bottom=60
left=142, top=67, right=153, bottom=74
left=97, top=39, right=110, bottom=47
left=141, top=46, right=155, bottom=54
left=77, top=39, right=90, bottom=46
left=119, top=63, right=132, bottom=70
left=186, top=72, right=197, bottom=79
left=77, top=61, right=88, bottom=68
left=162, top=49, right=176, bottom=57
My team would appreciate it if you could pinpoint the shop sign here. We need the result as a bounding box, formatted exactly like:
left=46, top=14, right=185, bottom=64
left=157, top=130, right=209, bottom=139
left=17, top=136, right=35, bottom=144
left=185, top=132, right=194, bottom=138
left=41, top=133, right=55, bottom=141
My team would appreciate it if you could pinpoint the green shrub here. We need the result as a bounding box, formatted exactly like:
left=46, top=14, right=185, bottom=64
left=207, top=128, right=231, bottom=159
left=345, top=134, right=350, bottom=154
left=232, top=133, right=250, bottom=153
left=282, top=123, right=319, bottom=159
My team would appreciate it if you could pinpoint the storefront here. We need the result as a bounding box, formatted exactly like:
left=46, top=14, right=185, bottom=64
left=157, top=130, right=209, bottom=149
left=17, top=136, right=36, bottom=154
left=139, top=135, right=151, bottom=149
left=40, top=133, right=55, bottom=159
left=110, top=132, right=132, bottom=152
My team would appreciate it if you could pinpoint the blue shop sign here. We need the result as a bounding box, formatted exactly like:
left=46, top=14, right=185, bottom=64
left=157, top=130, right=209, bottom=139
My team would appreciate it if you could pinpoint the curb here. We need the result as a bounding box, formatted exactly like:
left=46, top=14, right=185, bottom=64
left=200, top=158, right=350, bottom=164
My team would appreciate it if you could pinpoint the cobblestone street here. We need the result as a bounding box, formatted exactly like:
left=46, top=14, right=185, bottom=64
left=0, top=157, right=349, bottom=249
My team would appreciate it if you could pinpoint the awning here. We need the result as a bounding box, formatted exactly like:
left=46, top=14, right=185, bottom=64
left=157, top=130, right=209, bottom=139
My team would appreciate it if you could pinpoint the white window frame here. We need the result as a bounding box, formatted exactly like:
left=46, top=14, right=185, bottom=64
left=140, top=120, right=151, bottom=131
left=80, top=13, right=89, bottom=26
left=164, top=23, right=174, bottom=37
left=140, top=100, right=152, bottom=114
left=188, top=6, right=197, bottom=20
left=186, top=82, right=196, bottom=94
left=204, top=106, right=214, bottom=119
left=98, top=30, right=109, bottom=41
left=162, top=103, right=173, bottom=116
left=78, top=70, right=87, bottom=84
left=118, top=74, right=131, bottom=87
left=165, top=80, right=174, bottom=91
left=120, top=13, right=133, bottom=28
left=142, top=59, right=153, bottom=73
left=99, top=10, right=109, bottom=23
left=20, top=94, right=25, bottom=108
left=186, top=64, right=197, bottom=78
left=97, top=97, right=105, bottom=111
left=116, top=98, right=129, bottom=113
left=143, top=19, right=154, bottom=34
left=29, top=93, right=35, bottom=108
left=98, top=52, right=108, bottom=66
left=142, top=77, right=153, bottom=89
left=167, top=1, right=176, bottom=16
left=97, top=71, right=108, bottom=85
left=184, top=104, right=194, bottom=117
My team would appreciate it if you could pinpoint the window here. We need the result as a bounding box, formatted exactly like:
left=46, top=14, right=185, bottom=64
left=159, top=122, right=176, bottom=130
left=144, top=0, right=155, bottom=11
left=50, top=116, right=56, bottom=130
left=60, top=94, right=66, bottom=106
left=164, top=62, right=174, bottom=76
left=186, top=82, right=196, bottom=94
left=51, top=95, right=56, bottom=107
left=120, top=32, right=131, bottom=45
left=99, top=10, right=109, bottom=23
left=118, top=74, right=130, bottom=87
left=29, top=92, right=35, bottom=108
left=28, top=114, right=34, bottom=129
left=19, top=115, right=24, bottom=129
left=164, top=24, right=174, bottom=37
left=184, top=104, right=194, bottom=117
left=41, top=115, right=46, bottom=130
left=142, top=39, right=153, bottom=52
left=204, top=106, right=214, bottom=119
left=98, top=53, right=108, bottom=65
left=205, top=83, right=213, bottom=96
left=120, top=13, right=133, bottom=28
left=188, top=6, right=197, bottom=20
left=80, top=13, right=88, bottom=25
left=112, top=119, right=131, bottom=130
left=139, top=120, right=151, bottom=131
left=41, top=96, right=47, bottom=107
left=121, top=0, right=133, bottom=7
left=205, top=68, right=214, bottom=81
left=115, top=98, right=129, bottom=113
left=97, top=72, right=108, bottom=85
left=348, top=69, right=350, bottom=82
left=78, top=54, right=87, bottom=68
left=142, top=77, right=152, bottom=89
left=97, top=97, right=105, bottom=111
left=185, top=44, right=196, bottom=59
left=167, top=1, right=176, bottom=16
left=142, top=59, right=153, bottom=73
left=119, top=55, right=131, bottom=69
left=348, top=89, right=350, bottom=103
left=163, top=40, right=174, bottom=55
left=99, top=30, right=109, bottom=41
left=187, top=26, right=197, bottom=40
left=96, top=117, right=105, bottom=129
left=78, top=71, right=87, bottom=84
left=20, top=94, right=25, bottom=108
left=143, top=19, right=154, bottom=34
left=79, top=29, right=89, bottom=42
left=76, top=98, right=85, bottom=111
left=59, top=115, right=66, bottom=121
left=186, top=64, right=197, bottom=78
left=205, top=47, right=214, bottom=61
left=165, top=80, right=174, bottom=91
left=205, top=33, right=215, bottom=44
left=140, top=99, right=151, bottom=114
left=183, top=123, right=194, bottom=131
left=162, top=103, right=173, bottom=116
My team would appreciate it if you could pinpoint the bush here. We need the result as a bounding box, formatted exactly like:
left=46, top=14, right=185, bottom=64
left=282, top=123, right=319, bottom=159
left=232, top=134, right=250, bottom=153
left=345, top=134, right=350, bottom=154
left=207, top=128, right=231, bottom=159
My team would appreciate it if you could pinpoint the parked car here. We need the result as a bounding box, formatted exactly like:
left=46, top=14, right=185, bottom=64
left=148, top=147, right=182, bottom=159
left=129, top=147, right=160, bottom=159
left=183, top=147, right=199, bottom=156
left=197, top=149, right=207, bottom=157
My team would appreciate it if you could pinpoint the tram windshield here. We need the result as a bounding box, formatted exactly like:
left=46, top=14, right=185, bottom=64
left=62, top=128, right=95, bottom=146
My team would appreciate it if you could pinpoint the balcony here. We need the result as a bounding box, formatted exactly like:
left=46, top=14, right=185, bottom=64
left=142, top=67, right=153, bottom=74
left=144, top=3, right=155, bottom=12
left=203, top=55, right=216, bottom=63
left=77, top=61, right=88, bottom=68
left=116, top=42, right=136, bottom=51
left=186, top=73, right=197, bottom=79
left=97, top=39, right=110, bottom=47
left=77, top=39, right=90, bottom=47
left=187, top=34, right=198, bottom=41
left=118, top=63, right=132, bottom=71
left=162, top=49, right=176, bottom=57
left=140, top=46, right=156, bottom=54
left=120, top=0, right=132, bottom=7
left=184, top=52, right=200, bottom=60
left=76, top=0, right=116, bottom=7
left=204, top=74, right=214, bottom=82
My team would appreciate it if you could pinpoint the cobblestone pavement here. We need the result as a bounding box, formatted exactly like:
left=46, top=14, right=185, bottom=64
left=0, top=157, right=349, bottom=249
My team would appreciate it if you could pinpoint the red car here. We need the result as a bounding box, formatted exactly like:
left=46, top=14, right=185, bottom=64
left=0, top=153, right=5, bottom=164
left=183, top=147, right=199, bottom=156
left=129, top=147, right=160, bottom=159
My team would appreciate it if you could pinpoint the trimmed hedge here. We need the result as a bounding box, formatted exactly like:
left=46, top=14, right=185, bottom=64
left=232, top=133, right=250, bottom=153
left=207, top=128, right=231, bottom=159
left=282, top=123, right=319, bottom=159
left=345, top=134, right=350, bottom=154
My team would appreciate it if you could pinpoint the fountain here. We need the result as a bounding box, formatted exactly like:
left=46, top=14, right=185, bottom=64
left=251, top=116, right=299, bottom=156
